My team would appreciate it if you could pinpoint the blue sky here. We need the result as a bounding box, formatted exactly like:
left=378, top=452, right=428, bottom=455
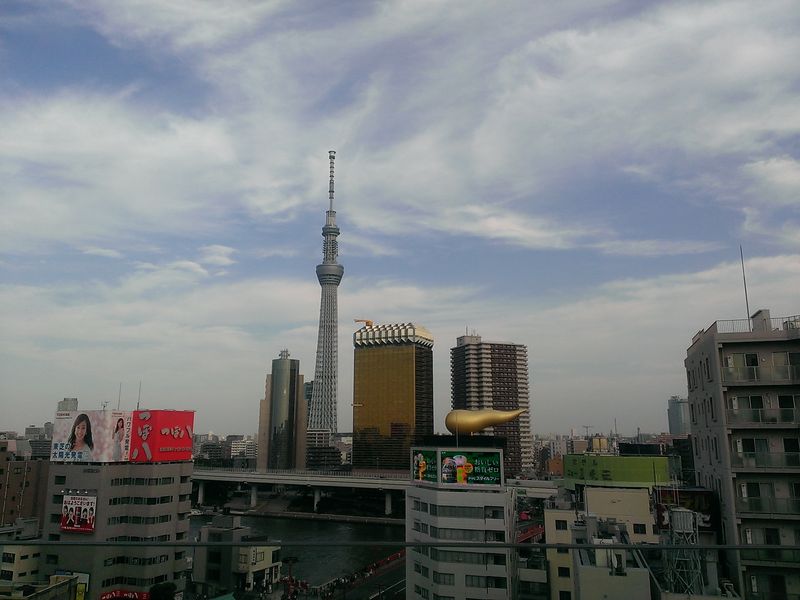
left=1, top=0, right=798, bottom=436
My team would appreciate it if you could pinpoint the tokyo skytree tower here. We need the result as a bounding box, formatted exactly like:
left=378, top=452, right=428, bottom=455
left=308, top=151, right=344, bottom=435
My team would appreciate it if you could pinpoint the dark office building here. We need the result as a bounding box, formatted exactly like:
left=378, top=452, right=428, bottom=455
left=257, top=350, right=307, bottom=471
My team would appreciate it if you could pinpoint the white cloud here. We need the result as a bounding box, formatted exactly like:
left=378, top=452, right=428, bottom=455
left=6, top=1, right=796, bottom=256
left=199, top=245, right=236, bottom=266
left=0, top=93, right=239, bottom=252
left=82, top=246, right=123, bottom=259
left=595, top=239, right=725, bottom=257
left=2, top=254, right=798, bottom=434
left=742, top=156, right=800, bottom=206
left=63, top=0, right=286, bottom=50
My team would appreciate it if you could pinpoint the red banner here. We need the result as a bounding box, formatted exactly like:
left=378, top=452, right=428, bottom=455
left=130, top=410, right=194, bottom=463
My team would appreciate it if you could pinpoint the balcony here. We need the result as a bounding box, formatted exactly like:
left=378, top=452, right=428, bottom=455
left=722, top=365, right=800, bottom=385
left=735, top=496, right=800, bottom=516
left=741, top=547, right=800, bottom=563
left=730, top=452, right=800, bottom=470
left=726, top=408, right=799, bottom=427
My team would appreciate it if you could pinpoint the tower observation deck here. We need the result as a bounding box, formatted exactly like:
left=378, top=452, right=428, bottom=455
left=308, top=151, right=343, bottom=435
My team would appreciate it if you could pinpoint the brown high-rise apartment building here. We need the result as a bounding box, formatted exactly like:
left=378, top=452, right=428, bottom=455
left=451, top=334, right=533, bottom=477
left=0, top=442, right=49, bottom=527
left=352, top=323, right=434, bottom=470
left=686, top=308, right=800, bottom=597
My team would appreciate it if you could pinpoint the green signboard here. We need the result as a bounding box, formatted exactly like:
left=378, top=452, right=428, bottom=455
left=563, top=454, right=670, bottom=489
left=411, top=449, right=438, bottom=483
left=439, top=450, right=503, bottom=487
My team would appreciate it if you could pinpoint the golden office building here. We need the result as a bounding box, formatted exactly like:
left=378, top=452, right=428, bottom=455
left=352, top=323, right=434, bottom=470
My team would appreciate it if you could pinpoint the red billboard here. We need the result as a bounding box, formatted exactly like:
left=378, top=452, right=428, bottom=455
left=60, top=495, right=97, bottom=534
left=130, top=410, right=194, bottom=462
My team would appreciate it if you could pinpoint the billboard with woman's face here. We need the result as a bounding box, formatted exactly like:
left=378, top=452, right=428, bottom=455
left=51, top=411, right=132, bottom=463
left=51, top=409, right=194, bottom=463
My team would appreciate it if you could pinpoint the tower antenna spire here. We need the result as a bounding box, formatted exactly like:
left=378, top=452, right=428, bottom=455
left=328, top=150, right=336, bottom=211
left=309, top=150, right=344, bottom=438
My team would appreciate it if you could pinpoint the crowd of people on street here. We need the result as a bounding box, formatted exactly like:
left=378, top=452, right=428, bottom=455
left=312, top=550, right=404, bottom=599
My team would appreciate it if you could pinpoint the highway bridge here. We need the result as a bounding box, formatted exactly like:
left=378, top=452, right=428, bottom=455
left=192, top=467, right=558, bottom=514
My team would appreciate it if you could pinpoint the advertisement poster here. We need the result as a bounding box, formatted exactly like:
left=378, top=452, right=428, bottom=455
left=440, top=450, right=503, bottom=487
left=51, top=410, right=193, bottom=463
left=51, top=411, right=132, bottom=463
left=60, top=495, right=97, bottom=534
left=100, top=591, right=150, bottom=600
left=130, top=410, right=194, bottom=462
left=411, top=449, right=438, bottom=483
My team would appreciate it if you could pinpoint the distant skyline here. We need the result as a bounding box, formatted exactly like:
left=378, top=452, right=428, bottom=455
left=1, top=1, right=798, bottom=436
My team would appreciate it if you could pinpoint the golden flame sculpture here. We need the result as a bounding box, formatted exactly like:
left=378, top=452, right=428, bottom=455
left=445, top=408, right=526, bottom=434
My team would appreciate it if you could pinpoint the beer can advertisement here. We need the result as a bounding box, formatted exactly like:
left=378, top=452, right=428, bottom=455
left=60, top=495, right=97, bottom=534
left=439, top=450, right=503, bottom=487
left=411, top=449, right=438, bottom=483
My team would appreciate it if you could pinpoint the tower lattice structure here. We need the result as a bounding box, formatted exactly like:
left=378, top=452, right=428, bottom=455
left=307, top=151, right=343, bottom=435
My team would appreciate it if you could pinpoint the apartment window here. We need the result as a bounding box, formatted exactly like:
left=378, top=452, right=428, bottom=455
left=555, top=519, right=568, bottom=530
left=433, top=572, right=454, bottom=585
left=465, top=575, right=486, bottom=587
left=487, top=577, right=507, bottom=589
left=558, top=567, right=571, bottom=578
left=0, top=571, right=12, bottom=581
left=433, top=595, right=455, bottom=600
left=413, top=562, right=429, bottom=578
left=485, top=530, right=505, bottom=542
left=487, top=553, right=506, bottom=566
left=412, top=521, right=429, bottom=534
left=1, top=554, right=14, bottom=564
left=484, top=506, right=504, bottom=519
left=557, top=547, right=569, bottom=554
left=633, top=523, right=646, bottom=535
left=54, top=475, right=66, bottom=485
left=52, top=494, right=63, bottom=505
left=559, top=592, right=572, bottom=600
left=413, top=584, right=429, bottom=599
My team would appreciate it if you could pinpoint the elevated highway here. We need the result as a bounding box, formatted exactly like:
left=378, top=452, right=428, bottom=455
left=192, top=467, right=557, bottom=514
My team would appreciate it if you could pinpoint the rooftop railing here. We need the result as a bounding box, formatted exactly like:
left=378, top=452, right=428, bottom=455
left=714, top=315, right=800, bottom=334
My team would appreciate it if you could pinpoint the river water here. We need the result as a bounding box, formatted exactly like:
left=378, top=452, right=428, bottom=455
left=190, top=516, right=404, bottom=586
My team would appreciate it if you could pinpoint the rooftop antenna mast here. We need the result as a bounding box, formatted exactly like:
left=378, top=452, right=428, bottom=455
left=740, top=245, right=751, bottom=332
left=117, top=382, right=122, bottom=410
left=137, top=380, right=142, bottom=410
